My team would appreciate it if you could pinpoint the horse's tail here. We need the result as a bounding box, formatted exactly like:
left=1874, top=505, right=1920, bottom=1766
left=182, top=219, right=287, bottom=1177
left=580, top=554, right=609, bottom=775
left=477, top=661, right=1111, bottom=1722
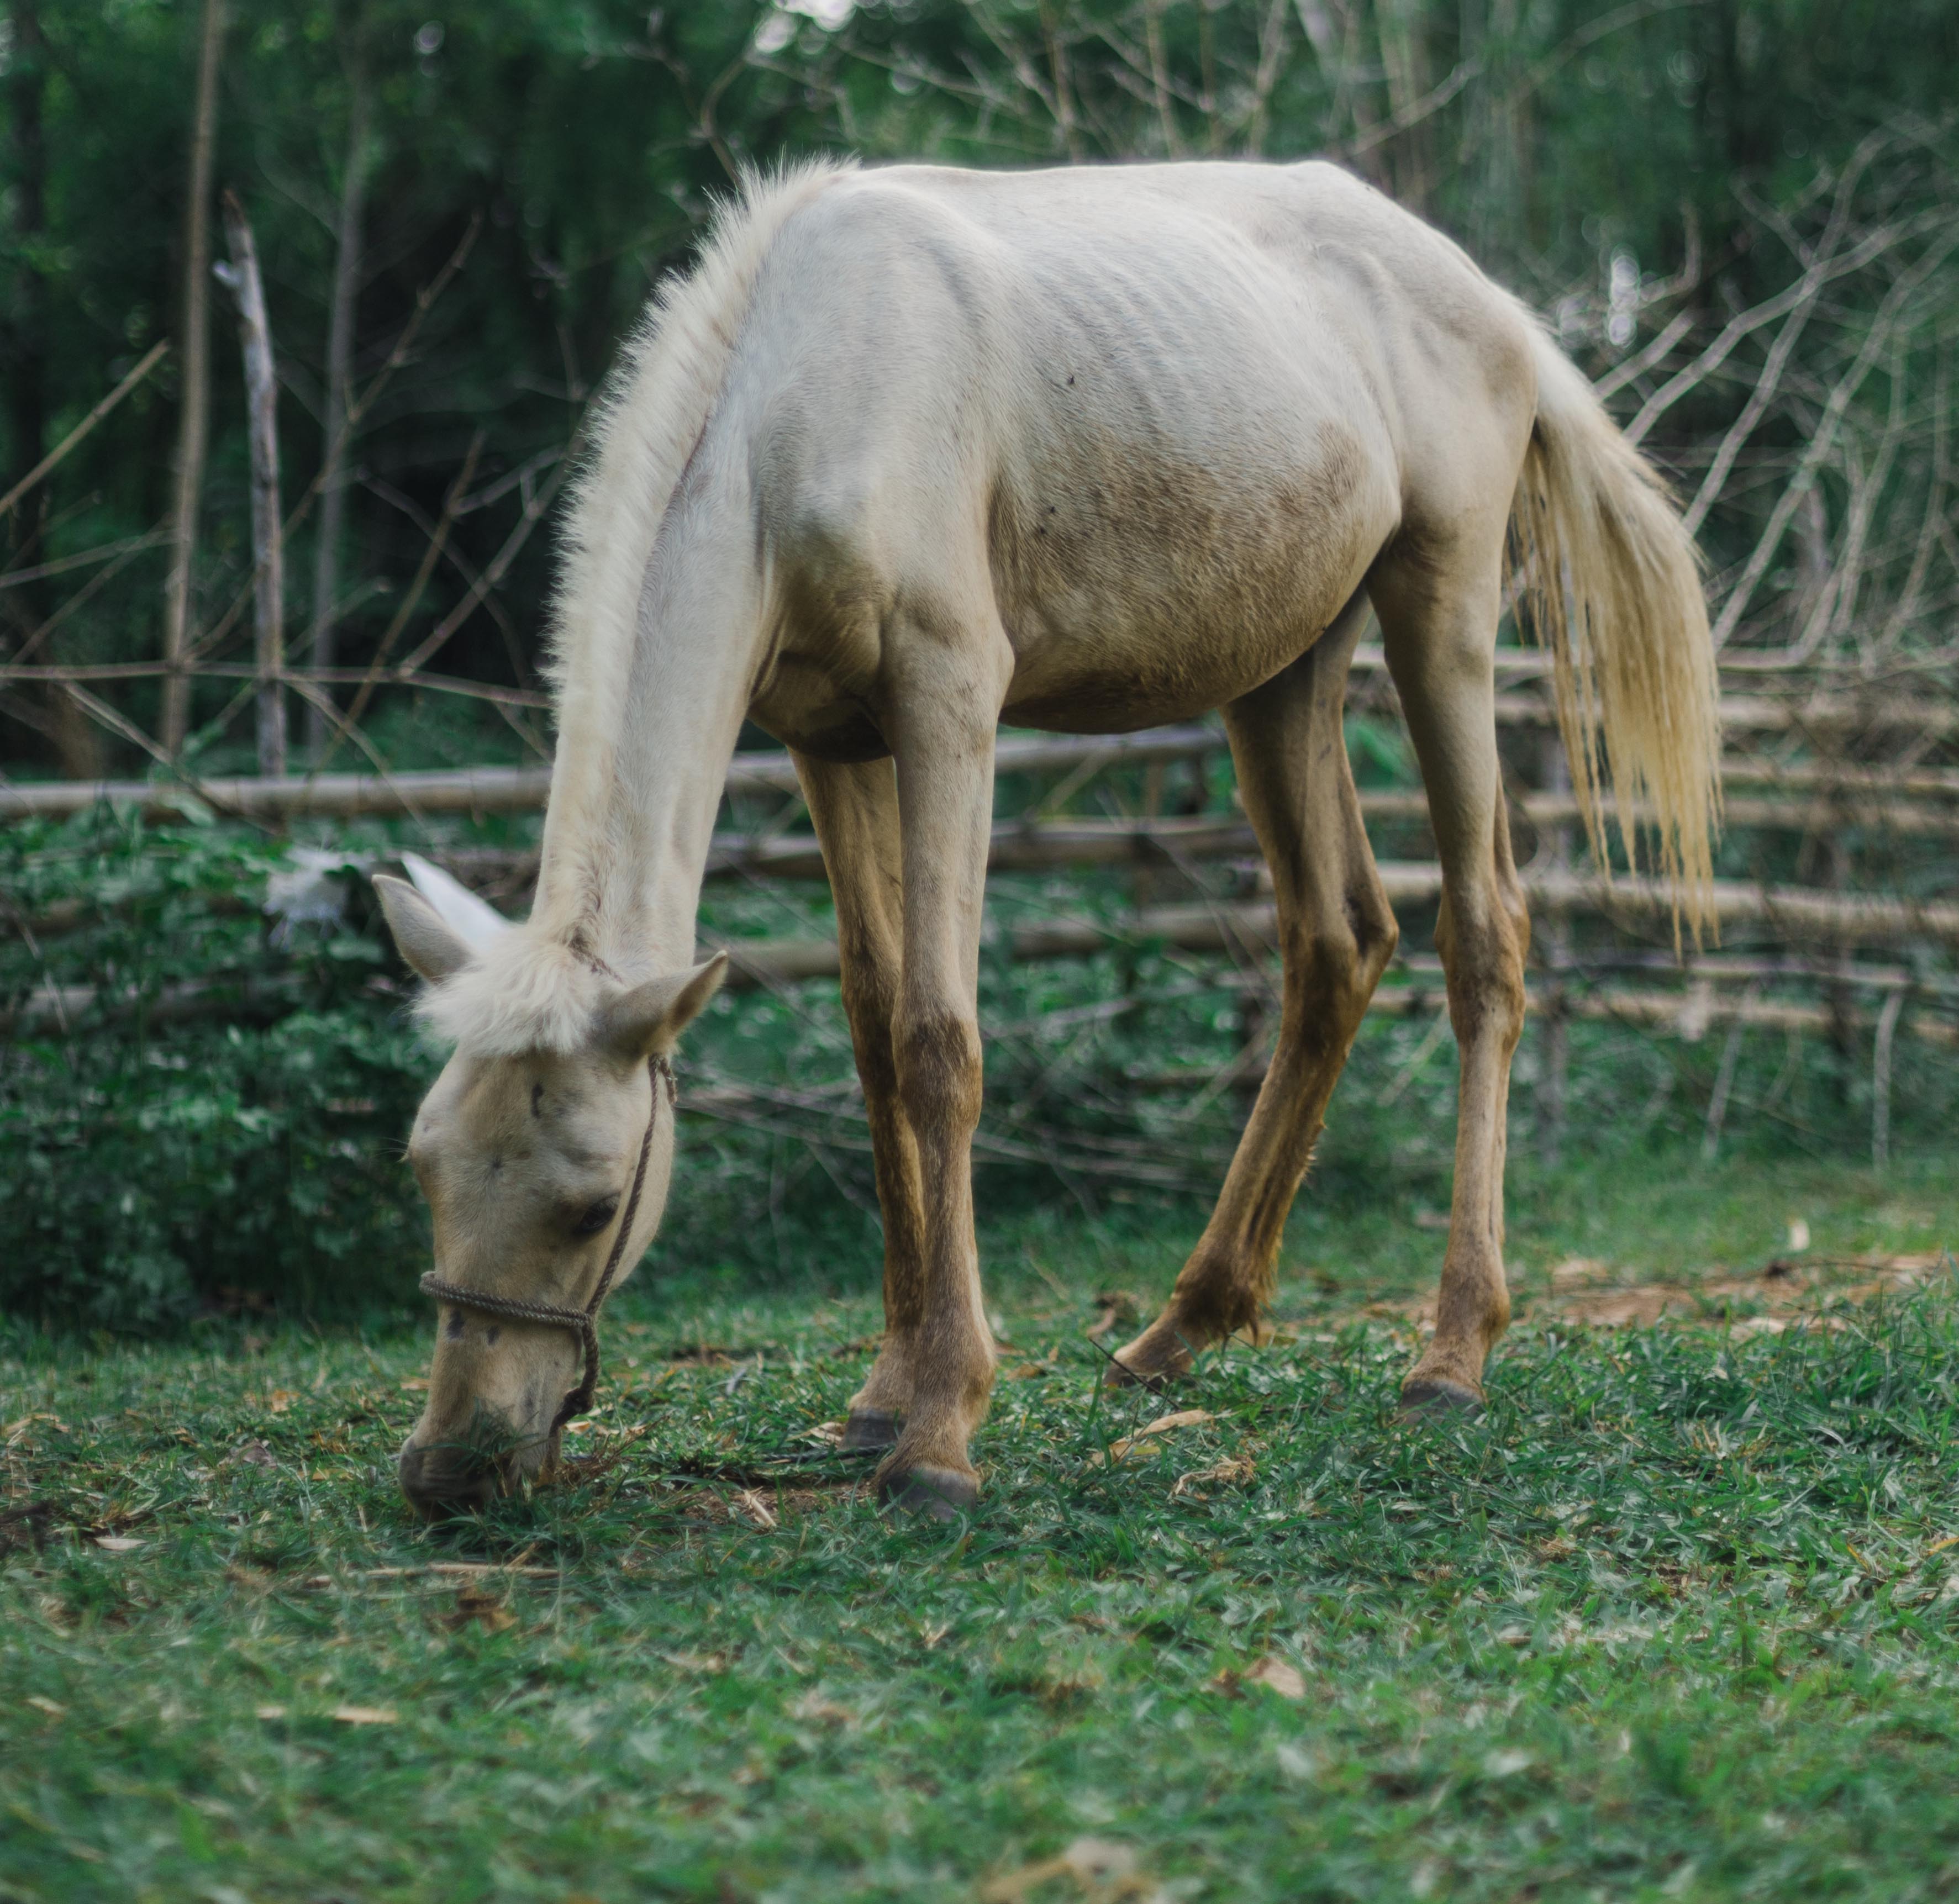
left=1509, top=324, right=1721, bottom=943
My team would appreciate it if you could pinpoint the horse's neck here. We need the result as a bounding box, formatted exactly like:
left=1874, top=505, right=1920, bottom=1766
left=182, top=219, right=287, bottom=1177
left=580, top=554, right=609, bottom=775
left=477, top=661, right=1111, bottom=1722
left=531, top=486, right=761, bottom=977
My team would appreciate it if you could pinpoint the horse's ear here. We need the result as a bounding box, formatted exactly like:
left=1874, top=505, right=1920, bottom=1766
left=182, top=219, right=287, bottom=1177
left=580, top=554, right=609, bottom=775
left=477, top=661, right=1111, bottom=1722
left=373, top=874, right=472, bottom=984
left=399, top=851, right=514, bottom=949
left=598, top=953, right=730, bottom=1062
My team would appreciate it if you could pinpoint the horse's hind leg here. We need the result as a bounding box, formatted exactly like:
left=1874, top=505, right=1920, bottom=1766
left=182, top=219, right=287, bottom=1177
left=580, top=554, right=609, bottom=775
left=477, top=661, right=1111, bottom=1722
left=795, top=753, right=926, bottom=1453
left=1371, top=529, right=1529, bottom=1414
left=1114, top=593, right=1398, bottom=1385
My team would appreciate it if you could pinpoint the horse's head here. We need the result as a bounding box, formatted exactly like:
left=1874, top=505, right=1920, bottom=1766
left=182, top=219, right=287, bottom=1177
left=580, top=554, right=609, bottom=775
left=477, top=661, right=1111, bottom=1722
left=373, top=865, right=725, bottom=1516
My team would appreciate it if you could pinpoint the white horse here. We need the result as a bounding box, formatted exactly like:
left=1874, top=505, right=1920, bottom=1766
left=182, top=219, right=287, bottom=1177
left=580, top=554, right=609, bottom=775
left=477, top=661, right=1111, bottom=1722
left=375, top=157, right=1718, bottom=1518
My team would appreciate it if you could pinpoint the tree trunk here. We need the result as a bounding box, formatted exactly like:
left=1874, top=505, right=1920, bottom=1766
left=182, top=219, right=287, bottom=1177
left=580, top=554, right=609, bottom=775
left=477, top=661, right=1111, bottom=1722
left=217, top=192, right=285, bottom=779
left=4, top=3, right=47, bottom=521
left=160, top=0, right=224, bottom=760
left=306, top=57, right=370, bottom=757
left=2, top=2, right=98, bottom=776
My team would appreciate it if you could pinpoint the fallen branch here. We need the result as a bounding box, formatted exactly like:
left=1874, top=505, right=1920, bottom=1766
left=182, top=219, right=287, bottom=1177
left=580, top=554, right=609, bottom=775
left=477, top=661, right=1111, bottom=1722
left=214, top=191, right=286, bottom=778
left=0, top=341, right=171, bottom=523
left=12, top=700, right=1959, bottom=821
left=705, top=872, right=1959, bottom=996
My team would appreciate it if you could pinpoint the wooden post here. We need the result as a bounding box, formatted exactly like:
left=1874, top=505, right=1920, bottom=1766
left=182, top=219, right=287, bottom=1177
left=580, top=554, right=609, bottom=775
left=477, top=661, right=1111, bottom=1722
left=1872, top=988, right=1905, bottom=1171
left=160, top=0, right=225, bottom=759
left=1, top=1, right=97, bottom=778
left=215, top=191, right=286, bottom=779
left=306, top=52, right=370, bottom=757
left=1134, top=757, right=1166, bottom=909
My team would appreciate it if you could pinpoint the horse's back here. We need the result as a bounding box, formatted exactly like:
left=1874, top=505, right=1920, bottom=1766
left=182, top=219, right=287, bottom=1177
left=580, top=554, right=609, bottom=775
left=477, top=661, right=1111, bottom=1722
left=734, top=160, right=1536, bottom=737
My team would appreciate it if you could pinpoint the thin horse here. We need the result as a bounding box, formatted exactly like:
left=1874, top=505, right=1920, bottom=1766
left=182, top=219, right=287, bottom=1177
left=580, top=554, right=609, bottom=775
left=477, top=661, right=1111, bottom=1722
left=376, top=158, right=1719, bottom=1519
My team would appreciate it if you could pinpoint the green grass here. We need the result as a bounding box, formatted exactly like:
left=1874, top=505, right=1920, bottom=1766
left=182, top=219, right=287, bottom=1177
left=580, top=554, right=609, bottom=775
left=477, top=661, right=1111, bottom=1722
left=4, top=1158, right=1959, bottom=1903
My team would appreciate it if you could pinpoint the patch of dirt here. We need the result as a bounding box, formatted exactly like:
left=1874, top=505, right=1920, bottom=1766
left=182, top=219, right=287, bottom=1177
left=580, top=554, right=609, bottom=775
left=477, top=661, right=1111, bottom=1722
left=1368, top=1251, right=1950, bottom=1333
left=636, top=1481, right=860, bottom=1529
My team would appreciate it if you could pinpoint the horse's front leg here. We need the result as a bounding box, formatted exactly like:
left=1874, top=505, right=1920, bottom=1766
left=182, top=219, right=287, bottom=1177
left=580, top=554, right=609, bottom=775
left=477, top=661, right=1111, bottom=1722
left=793, top=752, right=924, bottom=1454
left=873, top=629, right=1012, bottom=1518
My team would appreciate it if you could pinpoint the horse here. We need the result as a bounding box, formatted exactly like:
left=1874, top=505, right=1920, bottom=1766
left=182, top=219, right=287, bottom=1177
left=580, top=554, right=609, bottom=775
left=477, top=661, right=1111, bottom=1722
left=374, top=156, right=1719, bottom=1520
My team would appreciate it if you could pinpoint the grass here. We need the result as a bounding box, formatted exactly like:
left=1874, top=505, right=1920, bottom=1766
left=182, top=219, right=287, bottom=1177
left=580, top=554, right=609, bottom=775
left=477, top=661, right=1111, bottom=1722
left=4, top=1153, right=1959, bottom=1903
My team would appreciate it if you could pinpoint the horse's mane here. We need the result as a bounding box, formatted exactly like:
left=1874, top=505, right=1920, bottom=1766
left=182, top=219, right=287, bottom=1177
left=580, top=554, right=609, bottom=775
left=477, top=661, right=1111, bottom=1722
left=422, top=157, right=852, bottom=1059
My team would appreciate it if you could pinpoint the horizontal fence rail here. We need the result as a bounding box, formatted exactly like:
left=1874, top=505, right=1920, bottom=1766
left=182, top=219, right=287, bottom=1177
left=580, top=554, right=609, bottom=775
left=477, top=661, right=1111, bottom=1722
left=10, top=927, right=1954, bottom=1050
left=701, top=880, right=1959, bottom=999
left=10, top=715, right=1959, bottom=822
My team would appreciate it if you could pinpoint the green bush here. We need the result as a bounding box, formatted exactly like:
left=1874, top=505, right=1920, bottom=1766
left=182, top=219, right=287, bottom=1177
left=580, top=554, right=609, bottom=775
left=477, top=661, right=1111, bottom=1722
left=7, top=795, right=1956, bottom=1333
left=0, top=808, right=429, bottom=1329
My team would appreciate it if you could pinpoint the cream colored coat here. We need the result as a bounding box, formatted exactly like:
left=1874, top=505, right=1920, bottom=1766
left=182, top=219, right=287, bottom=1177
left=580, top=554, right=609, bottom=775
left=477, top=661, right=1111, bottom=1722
left=378, top=159, right=1718, bottom=1518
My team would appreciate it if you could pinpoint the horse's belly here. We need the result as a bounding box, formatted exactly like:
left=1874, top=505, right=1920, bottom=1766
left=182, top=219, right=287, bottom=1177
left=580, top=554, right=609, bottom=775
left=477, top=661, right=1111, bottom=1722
left=992, top=428, right=1388, bottom=731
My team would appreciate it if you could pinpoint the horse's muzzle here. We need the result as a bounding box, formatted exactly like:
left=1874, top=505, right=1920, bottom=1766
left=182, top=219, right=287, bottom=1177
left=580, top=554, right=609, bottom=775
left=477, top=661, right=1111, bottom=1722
left=397, top=1433, right=507, bottom=1518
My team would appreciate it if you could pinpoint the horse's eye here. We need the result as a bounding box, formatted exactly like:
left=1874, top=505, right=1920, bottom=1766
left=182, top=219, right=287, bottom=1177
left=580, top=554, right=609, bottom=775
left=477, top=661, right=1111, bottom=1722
left=575, top=1196, right=620, bottom=1237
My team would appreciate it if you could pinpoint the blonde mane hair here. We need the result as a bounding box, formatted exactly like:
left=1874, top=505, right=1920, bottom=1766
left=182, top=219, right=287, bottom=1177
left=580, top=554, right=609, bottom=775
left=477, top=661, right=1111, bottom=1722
left=420, top=158, right=852, bottom=1058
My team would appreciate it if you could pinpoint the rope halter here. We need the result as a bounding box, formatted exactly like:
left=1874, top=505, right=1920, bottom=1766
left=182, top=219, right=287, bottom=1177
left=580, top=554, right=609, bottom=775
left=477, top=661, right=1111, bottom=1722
left=418, top=1051, right=677, bottom=1437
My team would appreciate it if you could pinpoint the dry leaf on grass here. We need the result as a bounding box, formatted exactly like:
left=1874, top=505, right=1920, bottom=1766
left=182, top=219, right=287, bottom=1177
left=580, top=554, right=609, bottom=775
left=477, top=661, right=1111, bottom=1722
left=733, top=1488, right=778, bottom=1531
left=330, top=1705, right=396, bottom=1726
left=1245, top=1656, right=1307, bottom=1699
left=445, top=1585, right=515, bottom=1633
left=1171, top=1454, right=1256, bottom=1497
left=92, top=1536, right=143, bottom=1553
left=1215, top=1655, right=1306, bottom=1700
left=24, top=1696, right=64, bottom=1718
left=788, top=1691, right=856, bottom=1727
left=982, top=1834, right=1167, bottom=1903
left=255, top=1705, right=287, bottom=1721
left=1091, top=1409, right=1215, bottom=1467
left=659, top=1650, right=728, bottom=1675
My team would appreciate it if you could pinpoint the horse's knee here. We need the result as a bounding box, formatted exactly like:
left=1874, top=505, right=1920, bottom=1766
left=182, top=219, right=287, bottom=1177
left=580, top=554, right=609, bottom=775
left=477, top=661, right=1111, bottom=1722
left=1284, top=903, right=1397, bottom=1050
left=1348, top=888, right=1400, bottom=990
left=1436, top=893, right=1527, bottom=1048
left=892, top=1006, right=984, bottom=1138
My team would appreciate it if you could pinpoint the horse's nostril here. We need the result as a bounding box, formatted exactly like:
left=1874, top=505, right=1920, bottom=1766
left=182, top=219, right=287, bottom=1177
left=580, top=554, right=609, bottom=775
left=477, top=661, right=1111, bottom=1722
left=397, top=1438, right=500, bottom=1517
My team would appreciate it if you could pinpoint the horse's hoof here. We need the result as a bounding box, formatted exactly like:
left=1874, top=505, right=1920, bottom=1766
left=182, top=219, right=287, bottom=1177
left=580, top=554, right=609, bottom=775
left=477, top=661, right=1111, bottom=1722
left=1398, top=1375, right=1484, bottom=1420
left=879, top=1465, right=978, bottom=1522
left=840, top=1409, right=900, bottom=1454
left=1103, top=1357, right=1173, bottom=1394
left=1104, top=1325, right=1192, bottom=1391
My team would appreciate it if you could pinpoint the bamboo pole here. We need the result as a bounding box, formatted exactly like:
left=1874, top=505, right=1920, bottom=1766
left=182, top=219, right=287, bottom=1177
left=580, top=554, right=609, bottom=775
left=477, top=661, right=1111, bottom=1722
left=160, top=0, right=224, bottom=760
left=13, top=700, right=1959, bottom=820
left=306, top=58, right=371, bottom=756
left=0, top=341, right=171, bottom=526
left=703, top=875, right=1959, bottom=985
left=9, top=950, right=1953, bottom=1053
left=214, top=191, right=286, bottom=778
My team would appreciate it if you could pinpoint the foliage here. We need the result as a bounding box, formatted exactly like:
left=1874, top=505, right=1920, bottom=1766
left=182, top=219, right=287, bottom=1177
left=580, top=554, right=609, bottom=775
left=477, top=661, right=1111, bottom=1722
left=2, top=0, right=1955, bottom=772
left=6, top=791, right=1956, bottom=1329
left=3, top=1252, right=1958, bottom=1898
left=0, top=808, right=429, bottom=1327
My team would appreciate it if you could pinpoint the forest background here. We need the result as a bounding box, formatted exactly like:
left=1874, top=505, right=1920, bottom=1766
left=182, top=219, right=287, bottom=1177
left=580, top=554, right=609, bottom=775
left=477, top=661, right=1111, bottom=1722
left=5, top=0, right=1953, bottom=778
left=2, top=0, right=1956, bottom=1326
